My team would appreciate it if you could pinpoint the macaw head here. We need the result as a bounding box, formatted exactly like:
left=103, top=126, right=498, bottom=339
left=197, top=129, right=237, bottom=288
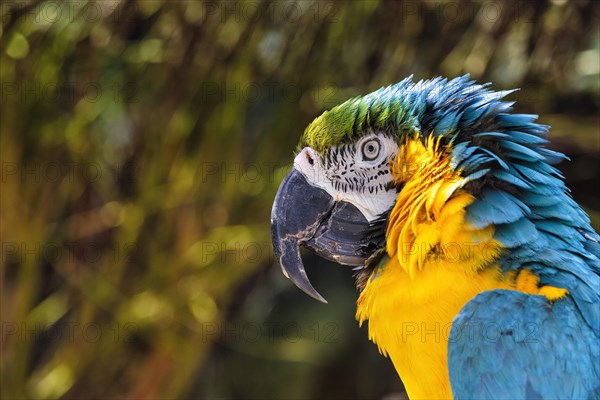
left=271, top=75, right=566, bottom=302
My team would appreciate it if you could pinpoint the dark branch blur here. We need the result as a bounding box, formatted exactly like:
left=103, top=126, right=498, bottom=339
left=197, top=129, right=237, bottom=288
left=1, top=1, right=598, bottom=399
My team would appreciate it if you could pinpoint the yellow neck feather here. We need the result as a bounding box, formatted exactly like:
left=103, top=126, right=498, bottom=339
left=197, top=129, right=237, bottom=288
left=385, top=135, right=501, bottom=278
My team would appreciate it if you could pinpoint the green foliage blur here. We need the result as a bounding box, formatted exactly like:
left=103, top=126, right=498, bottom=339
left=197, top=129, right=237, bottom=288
left=1, top=1, right=598, bottom=399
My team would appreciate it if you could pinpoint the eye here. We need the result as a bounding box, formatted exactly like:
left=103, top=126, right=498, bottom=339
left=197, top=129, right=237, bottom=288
left=361, top=138, right=381, bottom=161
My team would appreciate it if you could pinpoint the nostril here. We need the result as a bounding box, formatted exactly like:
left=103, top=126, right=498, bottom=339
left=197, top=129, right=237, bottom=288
left=306, top=151, right=314, bottom=166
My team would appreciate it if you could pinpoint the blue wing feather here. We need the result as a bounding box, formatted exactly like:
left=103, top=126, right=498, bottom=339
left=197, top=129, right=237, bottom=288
left=478, top=147, right=510, bottom=170
left=490, top=169, right=533, bottom=189
left=441, top=82, right=600, bottom=399
left=449, top=290, right=600, bottom=399
left=513, top=163, right=557, bottom=185
left=494, top=218, right=539, bottom=248
left=466, top=189, right=530, bottom=228
left=501, top=140, right=546, bottom=162
left=505, top=130, right=548, bottom=145
left=537, top=147, right=569, bottom=164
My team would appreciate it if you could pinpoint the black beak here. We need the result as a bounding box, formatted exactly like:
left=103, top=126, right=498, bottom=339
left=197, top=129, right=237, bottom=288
left=271, top=168, right=382, bottom=302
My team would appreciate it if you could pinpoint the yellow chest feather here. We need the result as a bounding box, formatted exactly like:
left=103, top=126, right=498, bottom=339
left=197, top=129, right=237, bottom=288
left=357, top=258, right=511, bottom=399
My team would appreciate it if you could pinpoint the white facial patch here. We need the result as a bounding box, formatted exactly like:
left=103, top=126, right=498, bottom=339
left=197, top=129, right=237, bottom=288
left=294, top=133, right=399, bottom=222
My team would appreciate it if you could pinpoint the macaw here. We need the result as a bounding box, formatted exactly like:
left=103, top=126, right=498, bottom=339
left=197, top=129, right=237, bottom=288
left=270, top=76, right=600, bottom=399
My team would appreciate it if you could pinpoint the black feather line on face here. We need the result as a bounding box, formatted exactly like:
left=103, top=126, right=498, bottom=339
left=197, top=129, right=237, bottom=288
left=324, top=139, right=398, bottom=195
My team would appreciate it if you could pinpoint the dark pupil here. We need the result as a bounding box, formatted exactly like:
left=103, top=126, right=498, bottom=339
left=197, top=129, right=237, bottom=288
left=368, top=145, right=375, bottom=153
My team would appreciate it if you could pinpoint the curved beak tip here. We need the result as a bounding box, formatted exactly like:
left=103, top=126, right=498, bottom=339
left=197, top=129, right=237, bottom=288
left=275, top=236, right=328, bottom=303
left=290, top=274, right=328, bottom=303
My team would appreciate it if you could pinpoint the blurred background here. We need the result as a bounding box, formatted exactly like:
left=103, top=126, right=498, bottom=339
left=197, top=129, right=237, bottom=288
left=1, top=0, right=598, bottom=399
